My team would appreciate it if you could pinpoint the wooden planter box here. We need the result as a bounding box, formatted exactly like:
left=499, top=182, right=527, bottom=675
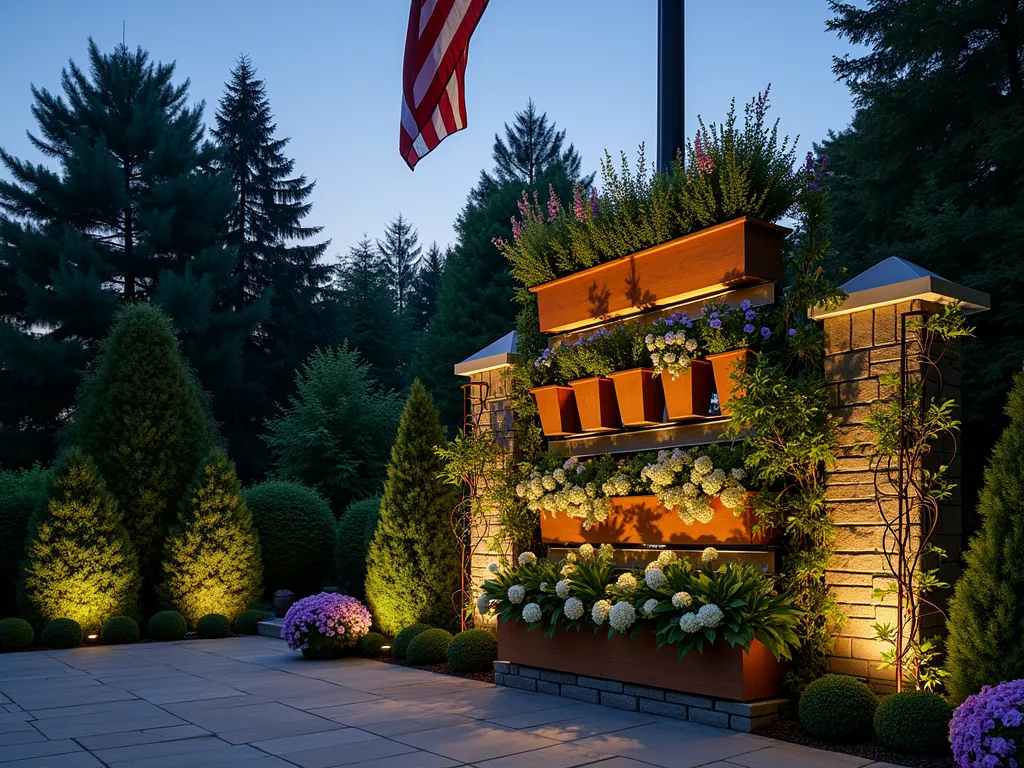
left=708, top=349, right=754, bottom=416
left=531, top=385, right=581, bottom=437
left=529, top=217, right=789, bottom=334
left=660, top=360, right=713, bottom=420
left=498, top=618, right=784, bottom=701
left=540, top=495, right=773, bottom=546
left=608, top=368, right=664, bottom=427
left=569, top=377, right=621, bottom=432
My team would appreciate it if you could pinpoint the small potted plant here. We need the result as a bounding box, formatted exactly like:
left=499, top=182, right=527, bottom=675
left=529, top=344, right=581, bottom=437
left=645, top=312, right=712, bottom=420
left=602, top=323, right=665, bottom=427
left=282, top=592, right=372, bottom=660
left=698, top=300, right=771, bottom=415
left=561, top=328, right=621, bottom=432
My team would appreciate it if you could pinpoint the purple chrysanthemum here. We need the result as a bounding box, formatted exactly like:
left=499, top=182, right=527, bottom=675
left=951, top=680, right=1024, bottom=767
left=282, top=593, right=372, bottom=654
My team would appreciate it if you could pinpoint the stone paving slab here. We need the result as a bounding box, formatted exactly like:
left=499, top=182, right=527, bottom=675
left=0, top=636, right=909, bottom=768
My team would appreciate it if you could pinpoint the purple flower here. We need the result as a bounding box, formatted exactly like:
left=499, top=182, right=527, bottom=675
left=739, top=299, right=752, bottom=311
left=709, top=312, right=719, bottom=320
left=951, top=680, right=1024, bottom=768
left=511, top=217, right=522, bottom=245
left=546, top=184, right=561, bottom=222
left=282, top=593, right=372, bottom=654
left=743, top=324, right=755, bottom=334
left=745, top=310, right=757, bottom=322
left=1006, top=710, right=1022, bottom=728
left=709, top=319, right=722, bottom=330
left=700, top=305, right=709, bottom=316
left=787, top=328, right=797, bottom=337
left=590, top=188, right=599, bottom=218
left=664, top=317, right=675, bottom=327
left=760, top=327, right=772, bottom=339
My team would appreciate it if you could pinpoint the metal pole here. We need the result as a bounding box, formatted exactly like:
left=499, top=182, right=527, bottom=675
left=657, top=0, right=685, bottom=171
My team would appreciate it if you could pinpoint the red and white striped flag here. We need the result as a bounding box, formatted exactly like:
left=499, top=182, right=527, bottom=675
left=400, top=0, right=488, bottom=170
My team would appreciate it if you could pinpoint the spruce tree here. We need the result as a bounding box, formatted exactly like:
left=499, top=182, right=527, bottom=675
left=0, top=39, right=255, bottom=470
left=377, top=214, right=422, bottom=316
left=67, top=304, right=213, bottom=598
left=946, top=368, right=1024, bottom=701
left=364, top=380, right=461, bottom=634
left=408, top=242, right=446, bottom=332
left=212, top=55, right=332, bottom=479
left=20, top=448, right=139, bottom=632
left=262, top=345, right=401, bottom=516
left=160, top=449, right=262, bottom=626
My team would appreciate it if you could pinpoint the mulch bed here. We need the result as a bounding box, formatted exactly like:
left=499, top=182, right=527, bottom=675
left=755, top=719, right=955, bottom=768
left=384, top=656, right=494, bottom=684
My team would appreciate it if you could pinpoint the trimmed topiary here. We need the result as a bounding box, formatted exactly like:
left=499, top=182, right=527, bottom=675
left=100, top=616, right=139, bottom=644
left=196, top=613, right=230, bottom=639
left=234, top=609, right=272, bottom=635
left=407, top=628, right=453, bottom=666
left=874, top=691, right=953, bottom=755
left=447, top=628, right=498, bottom=673
left=335, top=497, right=380, bottom=600
left=0, top=617, right=34, bottom=652
left=148, top=610, right=187, bottom=641
left=356, top=631, right=387, bottom=658
left=799, top=674, right=878, bottom=741
left=161, top=450, right=263, bottom=626
left=41, top=618, right=82, bottom=649
left=393, top=622, right=432, bottom=660
left=245, top=481, right=335, bottom=598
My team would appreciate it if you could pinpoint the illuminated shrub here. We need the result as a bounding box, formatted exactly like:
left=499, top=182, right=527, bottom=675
left=148, top=610, right=186, bottom=641
left=235, top=609, right=272, bottom=635
left=874, top=690, right=953, bottom=755
left=406, top=628, right=453, bottom=665
left=19, top=448, right=139, bottom=632
left=41, top=618, right=82, bottom=648
left=335, top=497, right=380, bottom=600
left=356, top=631, right=387, bottom=658
left=799, top=674, right=877, bottom=740
left=447, top=629, right=498, bottom=673
left=392, top=623, right=432, bottom=660
left=196, top=613, right=230, bottom=639
left=160, top=450, right=262, bottom=626
left=0, top=618, right=34, bottom=652
left=101, top=616, right=139, bottom=644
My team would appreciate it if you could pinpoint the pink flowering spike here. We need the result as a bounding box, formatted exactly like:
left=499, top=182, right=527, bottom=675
left=517, top=191, right=530, bottom=219
left=511, top=217, right=521, bottom=244
left=590, top=188, right=599, bottom=218
left=572, top=183, right=585, bottom=222
left=547, top=184, right=561, bottom=222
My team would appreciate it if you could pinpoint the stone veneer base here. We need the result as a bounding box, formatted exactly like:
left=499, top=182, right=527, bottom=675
left=493, top=661, right=790, bottom=733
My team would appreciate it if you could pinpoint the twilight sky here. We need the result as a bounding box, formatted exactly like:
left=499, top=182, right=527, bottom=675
left=0, top=0, right=862, bottom=261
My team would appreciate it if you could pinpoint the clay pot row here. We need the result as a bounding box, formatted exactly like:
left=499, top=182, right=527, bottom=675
left=531, top=349, right=752, bottom=438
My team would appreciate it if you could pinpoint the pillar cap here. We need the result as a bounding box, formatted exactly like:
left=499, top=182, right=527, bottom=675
left=810, top=257, right=990, bottom=320
left=454, top=331, right=519, bottom=376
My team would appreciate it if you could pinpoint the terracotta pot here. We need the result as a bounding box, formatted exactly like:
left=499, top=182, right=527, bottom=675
left=529, top=217, right=789, bottom=334
left=659, top=360, right=713, bottom=420
left=531, top=385, right=581, bottom=437
left=498, top=618, right=784, bottom=702
left=708, top=349, right=755, bottom=416
left=539, top=494, right=772, bottom=546
left=608, top=368, right=665, bottom=427
left=569, top=377, right=621, bottom=432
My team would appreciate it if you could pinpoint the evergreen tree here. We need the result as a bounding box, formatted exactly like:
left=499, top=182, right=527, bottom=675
left=365, top=380, right=461, bottom=634
left=946, top=368, right=1024, bottom=701
left=20, top=448, right=138, bottom=631
left=262, top=345, right=401, bottom=516
left=377, top=213, right=422, bottom=315
left=66, top=304, right=213, bottom=598
left=160, top=449, right=262, bottom=626
left=212, top=55, right=332, bottom=479
left=334, top=496, right=380, bottom=600
left=408, top=242, right=446, bottom=333
left=821, top=0, right=1024, bottom=512
left=0, top=40, right=257, bottom=470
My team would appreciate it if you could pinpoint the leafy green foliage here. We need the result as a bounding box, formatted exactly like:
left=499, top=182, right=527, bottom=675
left=147, top=611, right=186, bottom=642
left=392, top=623, right=432, bottom=660
left=334, top=497, right=380, bottom=600
left=0, top=492, right=40, bottom=617
left=161, top=450, right=262, bottom=626
left=0, top=618, right=33, bottom=652
left=406, top=628, right=453, bottom=666
left=234, top=609, right=272, bottom=635
left=40, top=618, right=82, bottom=649
left=874, top=691, right=953, bottom=755
left=66, top=304, right=214, bottom=599
left=263, top=346, right=401, bottom=516
left=100, top=616, right=139, bottom=644
left=196, top=613, right=230, bottom=639
left=244, top=481, right=334, bottom=598
left=20, top=448, right=139, bottom=632
left=356, top=631, right=387, bottom=658
left=447, top=629, right=498, bottom=673
left=947, top=368, right=1024, bottom=701
left=798, top=674, right=877, bottom=740
left=365, top=382, right=461, bottom=634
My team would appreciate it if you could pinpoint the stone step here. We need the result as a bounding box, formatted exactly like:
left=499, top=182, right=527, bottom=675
left=257, top=618, right=285, bottom=639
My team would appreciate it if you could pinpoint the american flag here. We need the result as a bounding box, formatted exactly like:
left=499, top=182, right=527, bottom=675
left=400, top=0, right=489, bottom=170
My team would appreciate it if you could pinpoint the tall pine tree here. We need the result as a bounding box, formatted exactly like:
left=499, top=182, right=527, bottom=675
left=212, top=55, right=332, bottom=479
left=408, top=242, right=446, bottom=333
left=377, top=213, right=422, bottom=316
left=0, top=40, right=255, bottom=469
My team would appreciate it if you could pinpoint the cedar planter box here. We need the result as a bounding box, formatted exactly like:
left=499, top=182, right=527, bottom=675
left=608, top=368, right=664, bottom=427
left=529, top=217, right=789, bottom=334
left=531, top=385, right=581, bottom=437
left=660, top=360, right=713, bottom=420
left=569, top=377, right=621, bottom=432
left=540, top=495, right=773, bottom=546
left=498, top=618, right=784, bottom=701
left=708, top=349, right=754, bottom=416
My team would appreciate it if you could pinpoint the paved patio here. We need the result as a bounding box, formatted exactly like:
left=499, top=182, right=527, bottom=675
left=0, top=636, right=906, bottom=768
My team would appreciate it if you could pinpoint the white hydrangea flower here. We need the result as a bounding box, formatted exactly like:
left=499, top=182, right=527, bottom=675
left=488, top=562, right=500, bottom=573
left=599, top=544, right=614, bottom=559
left=507, top=585, right=525, bottom=604
left=566, top=552, right=577, bottom=563
left=591, top=600, right=612, bottom=625
left=641, top=598, right=659, bottom=618
left=542, top=474, right=557, bottom=491
left=679, top=612, right=702, bottom=633
left=701, top=468, right=726, bottom=495
left=563, top=597, right=584, bottom=620
left=701, top=547, right=719, bottom=564
left=561, top=564, right=576, bottom=577
left=477, top=593, right=491, bottom=615
left=609, top=601, right=636, bottom=632
left=552, top=468, right=566, bottom=484
left=539, top=582, right=548, bottom=592
left=719, top=485, right=747, bottom=510
left=644, top=568, right=666, bottom=589
left=657, top=550, right=677, bottom=566
left=563, top=457, right=579, bottom=471
left=515, top=483, right=526, bottom=498
left=615, top=573, right=638, bottom=592
left=693, top=456, right=714, bottom=476
left=672, top=591, right=693, bottom=609
left=522, top=603, right=543, bottom=623
left=697, top=603, right=724, bottom=628
left=730, top=467, right=746, bottom=481
left=555, top=580, right=570, bottom=598
left=518, top=551, right=537, bottom=567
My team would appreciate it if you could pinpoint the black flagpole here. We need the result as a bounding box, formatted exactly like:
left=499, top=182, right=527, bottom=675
left=657, top=0, right=685, bottom=171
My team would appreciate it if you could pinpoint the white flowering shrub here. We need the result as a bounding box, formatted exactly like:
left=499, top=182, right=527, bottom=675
left=645, top=314, right=700, bottom=379
left=507, top=585, right=525, bottom=605
left=697, top=603, right=724, bottom=628
left=679, top=612, right=702, bottom=633
left=609, top=601, right=637, bottom=632
left=640, top=448, right=748, bottom=525
left=641, top=598, right=660, bottom=618
left=672, top=591, right=693, bottom=609
left=644, top=568, right=666, bottom=589
left=515, top=455, right=615, bottom=528
left=476, top=593, right=491, bottom=615
left=615, top=573, right=638, bottom=593
left=555, top=580, right=570, bottom=598
left=518, top=552, right=537, bottom=566
left=701, top=547, right=719, bottom=564
left=592, top=599, right=612, bottom=625
left=563, top=597, right=584, bottom=620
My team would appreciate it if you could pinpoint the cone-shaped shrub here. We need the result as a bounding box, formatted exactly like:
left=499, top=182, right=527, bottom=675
left=66, top=304, right=213, bottom=597
left=947, top=369, right=1024, bottom=701
left=19, top=448, right=139, bottom=632
left=365, top=381, right=461, bottom=635
left=335, top=497, right=380, bottom=600
left=160, top=450, right=262, bottom=626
